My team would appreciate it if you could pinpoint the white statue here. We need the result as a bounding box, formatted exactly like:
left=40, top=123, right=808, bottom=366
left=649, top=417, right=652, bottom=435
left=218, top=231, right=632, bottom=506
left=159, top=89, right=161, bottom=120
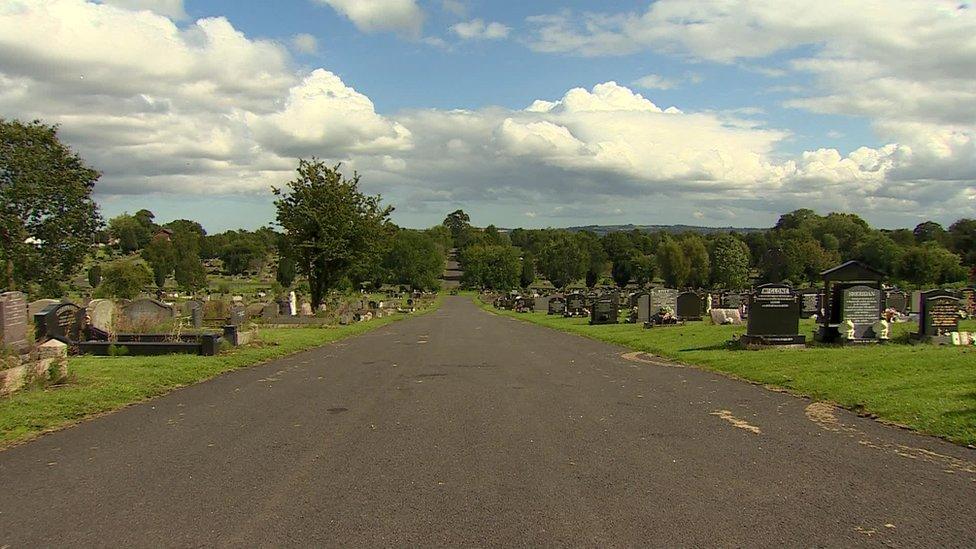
left=873, top=319, right=890, bottom=341
left=841, top=319, right=855, bottom=340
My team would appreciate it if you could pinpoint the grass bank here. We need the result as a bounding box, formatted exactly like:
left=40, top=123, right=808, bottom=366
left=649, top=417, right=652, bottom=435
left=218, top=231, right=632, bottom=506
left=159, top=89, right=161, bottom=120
left=475, top=297, right=976, bottom=446
left=0, top=297, right=441, bottom=449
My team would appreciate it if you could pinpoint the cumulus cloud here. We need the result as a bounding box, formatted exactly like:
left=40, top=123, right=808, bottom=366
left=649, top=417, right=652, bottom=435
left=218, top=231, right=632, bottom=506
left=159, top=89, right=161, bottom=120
left=100, top=0, right=186, bottom=20
left=1, top=0, right=973, bottom=228
left=290, top=33, right=318, bottom=54
left=451, top=19, right=511, bottom=40
left=316, top=0, right=424, bottom=37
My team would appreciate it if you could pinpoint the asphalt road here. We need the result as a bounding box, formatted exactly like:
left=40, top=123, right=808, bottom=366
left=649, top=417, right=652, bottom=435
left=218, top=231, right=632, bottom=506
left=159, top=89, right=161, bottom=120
left=2, top=296, right=975, bottom=547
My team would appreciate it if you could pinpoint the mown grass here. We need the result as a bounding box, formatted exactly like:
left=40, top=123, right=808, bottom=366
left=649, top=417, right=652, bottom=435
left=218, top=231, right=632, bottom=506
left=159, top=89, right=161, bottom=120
left=476, top=297, right=976, bottom=446
left=0, top=297, right=441, bottom=449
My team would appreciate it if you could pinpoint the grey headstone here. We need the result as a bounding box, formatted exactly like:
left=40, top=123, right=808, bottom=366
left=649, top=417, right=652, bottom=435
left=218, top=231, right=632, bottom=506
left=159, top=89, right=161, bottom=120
left=121, top=298, right=174, bottom=328
left=0, top=291, right=29, bottom=352
left=87, top=299, right=116, bottom=333
left=28, top=298, right=60, bottom=319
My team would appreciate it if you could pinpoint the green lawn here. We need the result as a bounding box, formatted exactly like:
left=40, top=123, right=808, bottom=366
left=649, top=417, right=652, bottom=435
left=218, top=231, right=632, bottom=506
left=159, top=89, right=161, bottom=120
left=476, top=297, right=976, bottom=446
left=0, top=297, right=441, bottom=449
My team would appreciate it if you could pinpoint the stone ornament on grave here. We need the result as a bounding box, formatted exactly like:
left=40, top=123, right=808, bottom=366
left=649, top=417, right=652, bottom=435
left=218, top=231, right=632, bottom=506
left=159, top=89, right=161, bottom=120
left=0, top=291, right=29, bottom=352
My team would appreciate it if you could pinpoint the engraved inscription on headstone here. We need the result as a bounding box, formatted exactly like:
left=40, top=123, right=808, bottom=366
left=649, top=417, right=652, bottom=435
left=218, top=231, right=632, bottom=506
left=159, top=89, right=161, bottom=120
left=961, top=287, right=976, bottom=316
left=743, top=284, right=804, bottom=345
left=841, top=285, right=882, bottom=340
left=920, top=291, right=960, bottom=337
left=34, top=302, right=85, bottom=343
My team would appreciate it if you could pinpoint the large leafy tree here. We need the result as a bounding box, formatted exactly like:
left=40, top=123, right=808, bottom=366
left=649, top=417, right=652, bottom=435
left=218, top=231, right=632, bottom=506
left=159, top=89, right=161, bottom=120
left=109, top=214, right=152, bottom=253
left=681, top=234, right=710, bottom=288
left=274, top=160, right=393, bottom=307
left=0, top=119, right=102, bottom=294
left=141, top=235, right=176, bottom=289
left=709, top=235, right=750, bottom=289
left=656, top=237, right=690, bottom=288
left=383, top=229, right=444, bottom=291
left=537, top=233, right=587, bottom=289
left=94, top=260, right=151, bottom=299
left=459, top=244, right=520, bottom=290
left=442, top=209, right=471, bottom=241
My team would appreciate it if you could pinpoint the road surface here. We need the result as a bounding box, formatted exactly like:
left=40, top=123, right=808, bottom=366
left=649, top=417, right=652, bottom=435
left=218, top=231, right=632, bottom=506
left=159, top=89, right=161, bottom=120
left=1, top=296, right=974, bottom=546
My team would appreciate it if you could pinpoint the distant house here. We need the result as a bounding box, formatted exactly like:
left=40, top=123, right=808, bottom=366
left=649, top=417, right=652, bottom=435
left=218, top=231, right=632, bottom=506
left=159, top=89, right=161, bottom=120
left=153, top=228, right=174, bottom=242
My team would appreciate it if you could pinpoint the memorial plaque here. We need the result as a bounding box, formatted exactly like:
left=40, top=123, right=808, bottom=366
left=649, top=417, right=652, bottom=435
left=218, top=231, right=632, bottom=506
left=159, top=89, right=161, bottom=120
left=676, top=292, right=702, bottom=321
left=34, top=302, right=85, bottom=343
left=841, top=285, right=882, bottom=340
left=0, top=291, right=29, bottom=351
left=548, top=297, right=566, bottom=315
left=920, top=291, right=960, bottom=337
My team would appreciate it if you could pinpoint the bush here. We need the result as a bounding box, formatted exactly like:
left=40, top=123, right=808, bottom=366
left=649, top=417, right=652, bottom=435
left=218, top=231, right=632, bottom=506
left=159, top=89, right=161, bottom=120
left=94, top=261, right=151, bottom=299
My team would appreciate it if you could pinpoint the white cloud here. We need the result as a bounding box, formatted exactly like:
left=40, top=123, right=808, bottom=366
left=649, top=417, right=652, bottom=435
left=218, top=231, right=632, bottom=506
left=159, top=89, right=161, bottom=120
left=1, top=0, right=973, bottom=227
left=441, top=0, right=466, bottom=17
left=100, top=0, right=185, bottom=20
left=316, top=0, right=424, bottom=37
left=451, top=19, right=511, bottom=40
left=290, top=33, right=318, bottom=54
left=633, top=73, right=677, bottom=90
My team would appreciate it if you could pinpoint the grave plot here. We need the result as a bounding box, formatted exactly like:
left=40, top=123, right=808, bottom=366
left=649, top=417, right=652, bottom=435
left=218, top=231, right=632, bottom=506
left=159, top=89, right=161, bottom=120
left=738, top=284, right=805, bottom=347
left=910, top=290, right=971, bottom=345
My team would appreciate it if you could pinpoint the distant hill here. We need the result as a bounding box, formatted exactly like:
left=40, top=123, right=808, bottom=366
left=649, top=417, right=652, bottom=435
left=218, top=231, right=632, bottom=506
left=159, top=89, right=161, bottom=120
left=556, top=224, right=767, bottom=236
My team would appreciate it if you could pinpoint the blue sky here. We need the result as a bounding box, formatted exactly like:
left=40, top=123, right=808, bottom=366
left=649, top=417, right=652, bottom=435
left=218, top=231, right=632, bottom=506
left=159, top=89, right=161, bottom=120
left=2, top=0, right=973, bottom=232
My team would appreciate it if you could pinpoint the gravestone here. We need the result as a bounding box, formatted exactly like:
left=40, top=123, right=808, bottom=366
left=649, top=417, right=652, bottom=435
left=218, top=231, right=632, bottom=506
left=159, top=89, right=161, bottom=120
left=637, top=294, right=651, bottom=324
left=723, top=292, right=743, bottom=311
left=589, top=296, right=618, bottom=325
left=884, top=290, right=908, bottom=315
left=799, top=290, right=821, bottom=319
left=565, top=293, right=585, bottom=317
left=262, top=302, right=279, bottom=320
left=228, top=306, right=245, bottom=327
left=301, top=302, right=313, bottom=316
left=710, top=308, right=743, bottom=326
left=960, top=287, right=976, bottom=316
left=740, top=284, right=804, bottom=346
left=650, top=288, right=679, bottom=316
left=28, top=298, right=60, bottom=319
left=245, top=302, right=265, bottom=319
left=815, top=260, right=885, bottom=344
left=676, top=291, right=702, bottom=321
left=914, top=290, right=960, bottom=339
left=122, top=299, right=174, bottom=328
left=840, top=285, right=883, bottom=341
left=87, top=299, right=116, bottom=333
left=534, top=295, right=551, bottom=312
left=910, top=291, right=924, bottom=314
left=34, top=302, right=85, bottom=343
left=548, top=297, right=566, bottom=315
left=191, top=306, right=203, bottom=328
left=0, top=292, right=28, bottom=352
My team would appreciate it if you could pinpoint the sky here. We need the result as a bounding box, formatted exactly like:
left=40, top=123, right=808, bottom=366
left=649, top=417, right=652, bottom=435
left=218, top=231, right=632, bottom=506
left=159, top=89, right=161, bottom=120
left=1, top=0, right=974, bottom=232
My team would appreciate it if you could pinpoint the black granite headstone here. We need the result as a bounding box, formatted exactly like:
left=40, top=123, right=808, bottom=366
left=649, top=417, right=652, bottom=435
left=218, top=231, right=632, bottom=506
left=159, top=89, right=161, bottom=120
left=548, top=297, right=566, bottom=315
left=918, top=290, right=960, bottom=337
left=841, top=285, right=882, bottom=340
left=589, top=297, right=618, bottom=325
left=34, top=302, right=85, bottom=343
left=741, top=284, right=804, bottom=346
left=676, top=291, right=702, bottom=321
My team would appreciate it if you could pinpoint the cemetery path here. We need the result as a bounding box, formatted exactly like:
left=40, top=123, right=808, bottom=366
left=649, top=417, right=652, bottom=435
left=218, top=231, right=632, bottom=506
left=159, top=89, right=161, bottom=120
left=1, top=296, right=975, bottom=547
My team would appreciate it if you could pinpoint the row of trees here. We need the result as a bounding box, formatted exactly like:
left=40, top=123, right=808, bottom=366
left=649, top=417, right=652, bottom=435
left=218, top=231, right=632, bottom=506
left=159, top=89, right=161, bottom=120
left=451, top=209, right=975, bottom=292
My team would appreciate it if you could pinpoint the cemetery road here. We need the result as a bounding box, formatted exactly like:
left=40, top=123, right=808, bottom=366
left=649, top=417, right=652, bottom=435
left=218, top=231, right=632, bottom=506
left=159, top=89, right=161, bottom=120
left=1, top=296, right=975, bottom=547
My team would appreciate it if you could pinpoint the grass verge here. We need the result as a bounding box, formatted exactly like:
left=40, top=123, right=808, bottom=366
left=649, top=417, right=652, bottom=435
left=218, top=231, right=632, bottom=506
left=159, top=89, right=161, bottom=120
left=474, top=296, right=976, bottom=446
left=0, top=296, right=442, bottom=449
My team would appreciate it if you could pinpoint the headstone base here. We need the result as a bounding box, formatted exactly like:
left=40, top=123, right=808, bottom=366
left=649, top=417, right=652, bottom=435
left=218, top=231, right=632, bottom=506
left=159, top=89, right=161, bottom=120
left=738, top=334, right=806, bottom=348
left=814, top=325, right=879, bottom=344
left=909, top=332, right=974, bottom=346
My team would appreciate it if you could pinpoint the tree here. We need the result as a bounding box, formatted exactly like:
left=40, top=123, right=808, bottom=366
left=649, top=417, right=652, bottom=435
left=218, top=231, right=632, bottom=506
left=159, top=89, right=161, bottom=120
left=537, top=233, right=587, bottom=289
left=899, top=243, right=967, bottom=286
left=87, top=265, right=102, bottom=289
left=383, top=230, right=444, bottom=290
left=657, top=237, right=690, bottom=287
left=709, top=235, right=750, bottom=289
left=94, top=260, right=150, bottom=299
left=853, top=232, right=903, bottom=276
left=276, top=255, right=297, bottom=288
left=460, top=244, right=520, bottom=290
left=611, top=258, right=633, bottom=288
left=914, top=221, right=947, bottom=245
left=1, top=119, right=103, bottom=294
left=631, top=253, right=656, bottom=287
left=220, top=240, right=262, bottom=276
left=520, top=252, right=535, bottom=289
left=109, top=214, right=151, bottom=253
left=141, top=235, right=176, bottom=289
left=577, top=231, right=606, bottom=288
left=442, top=209, right=471, bottom=241
left=172, top=229, right=207, bottom=291
left=948, top=218, right=976, bottom=267
left=681, top=235, right=710, bottom=288
left=274, top=160, right=393, bottom=307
